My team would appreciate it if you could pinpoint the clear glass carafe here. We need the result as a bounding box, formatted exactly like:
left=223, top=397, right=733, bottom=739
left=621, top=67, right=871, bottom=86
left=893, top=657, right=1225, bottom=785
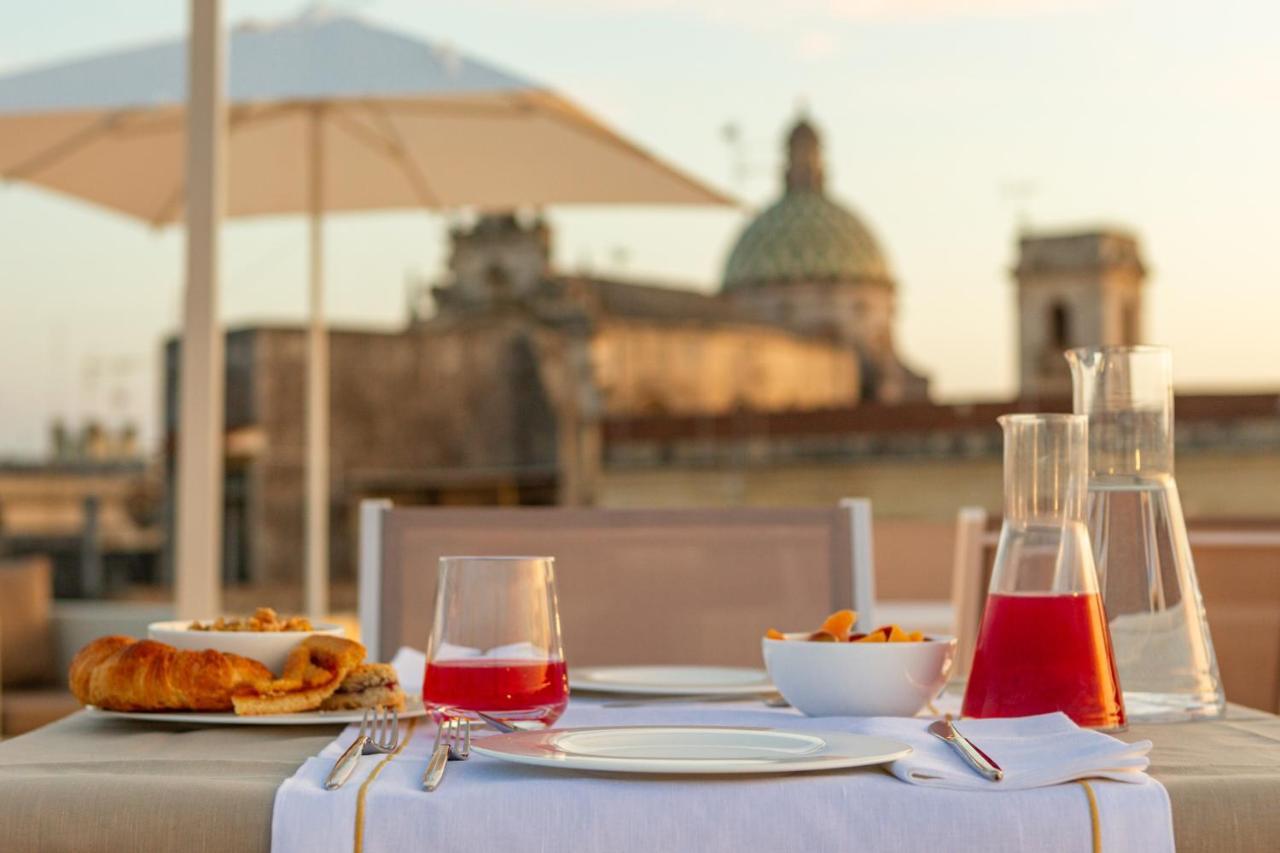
left=963, top=414, right=1126, bottom=730
left=1066, top=346, right=1225, bottom=722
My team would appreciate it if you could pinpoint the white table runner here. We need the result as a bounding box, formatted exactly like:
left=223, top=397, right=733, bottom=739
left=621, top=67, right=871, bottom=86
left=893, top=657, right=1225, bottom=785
left=272, top=656, right=1173, bottom=853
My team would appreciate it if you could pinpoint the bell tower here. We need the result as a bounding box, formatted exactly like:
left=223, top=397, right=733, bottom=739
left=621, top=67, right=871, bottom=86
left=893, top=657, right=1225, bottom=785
left=1013, top=228, right=1147, bottom=398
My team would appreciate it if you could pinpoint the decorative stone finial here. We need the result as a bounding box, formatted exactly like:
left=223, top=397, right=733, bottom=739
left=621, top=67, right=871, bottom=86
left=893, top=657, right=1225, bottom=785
left=785, top=114, right=824, bottom=193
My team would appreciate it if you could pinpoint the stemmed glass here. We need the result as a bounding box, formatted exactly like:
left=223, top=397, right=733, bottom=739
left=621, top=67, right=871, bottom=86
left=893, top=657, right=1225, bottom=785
left=422, top=556, right=569, bottom=727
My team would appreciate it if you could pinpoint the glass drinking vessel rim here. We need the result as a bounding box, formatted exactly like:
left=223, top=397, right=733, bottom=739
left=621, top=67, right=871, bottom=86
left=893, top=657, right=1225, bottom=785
left=439, top=555, right=555, bottom=562
left=997, top=413, right=1087, bottom=427
left=1065, top=344, right=1170, bottom=358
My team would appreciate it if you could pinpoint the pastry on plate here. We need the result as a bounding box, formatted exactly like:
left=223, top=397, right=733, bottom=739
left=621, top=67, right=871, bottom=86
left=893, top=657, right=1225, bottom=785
left=69, top=635, right=274, bottom=712
left=319, top=663, right=406, bottom=712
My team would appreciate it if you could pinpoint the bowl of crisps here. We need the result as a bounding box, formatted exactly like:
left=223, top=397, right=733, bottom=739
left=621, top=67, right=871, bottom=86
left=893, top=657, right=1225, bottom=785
left=148, top=607, right=344, bottom=675
left=761, top=610, right=956, bottom=717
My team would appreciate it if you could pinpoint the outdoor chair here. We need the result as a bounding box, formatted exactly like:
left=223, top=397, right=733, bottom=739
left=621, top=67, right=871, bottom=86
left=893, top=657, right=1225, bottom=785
left=356, top=500, right=877, bottom=666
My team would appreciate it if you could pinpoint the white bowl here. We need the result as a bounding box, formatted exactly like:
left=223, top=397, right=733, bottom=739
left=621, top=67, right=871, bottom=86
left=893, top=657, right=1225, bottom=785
left=147, top=620, right=344, bottom=675
left=762, top=634, right=957, bottom=717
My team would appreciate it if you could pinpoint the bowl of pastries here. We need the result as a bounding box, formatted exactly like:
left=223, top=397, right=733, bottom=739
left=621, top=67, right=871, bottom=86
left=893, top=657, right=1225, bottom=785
left=762, top=609, right=957, bottom=717
left=148, top=607, right=344, bottom=675
left=70, top=613, right=406, bottom=717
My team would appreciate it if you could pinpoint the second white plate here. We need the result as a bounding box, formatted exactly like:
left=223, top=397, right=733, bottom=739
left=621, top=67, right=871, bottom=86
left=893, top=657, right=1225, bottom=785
left=569, top=665, right=773, bottom=696
left=472, top=725, right=912, bottom=775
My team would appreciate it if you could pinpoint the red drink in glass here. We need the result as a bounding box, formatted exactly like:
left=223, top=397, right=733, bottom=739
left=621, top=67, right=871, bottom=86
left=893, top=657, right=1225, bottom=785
left=424, top=658, right=569, bottom=726
left=962, top=592, right=1125, bottom=730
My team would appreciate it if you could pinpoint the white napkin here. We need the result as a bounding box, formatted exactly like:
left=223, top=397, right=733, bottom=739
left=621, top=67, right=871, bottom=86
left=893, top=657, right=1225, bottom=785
left=888, top=713, right=1153, bottom=790
left=390, top=646, right=426, bottom=692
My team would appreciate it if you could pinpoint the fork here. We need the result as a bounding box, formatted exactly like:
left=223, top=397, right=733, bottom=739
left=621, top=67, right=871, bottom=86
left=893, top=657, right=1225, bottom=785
left=422, top=717, right=471, bottom=792
left=324, top=707, right=402, bottom=790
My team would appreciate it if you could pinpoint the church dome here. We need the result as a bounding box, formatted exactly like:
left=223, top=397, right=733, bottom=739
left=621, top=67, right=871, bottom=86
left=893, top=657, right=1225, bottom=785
left=722, top=116, right=893, bottom=291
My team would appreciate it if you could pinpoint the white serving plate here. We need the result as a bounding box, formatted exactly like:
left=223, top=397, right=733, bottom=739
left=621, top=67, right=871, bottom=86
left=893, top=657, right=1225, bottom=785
left=471, top=725, right=912, bottom=775
left=569, top=666, right=773, bottom=696
left=85, top=694, right=427, bottom=726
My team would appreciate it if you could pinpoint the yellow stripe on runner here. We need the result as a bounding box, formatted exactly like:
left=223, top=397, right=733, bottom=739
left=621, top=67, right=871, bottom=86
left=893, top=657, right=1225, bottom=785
left=354, top=717, right=419, bottom=853
left=1078, top=780, right=1102, bottom=853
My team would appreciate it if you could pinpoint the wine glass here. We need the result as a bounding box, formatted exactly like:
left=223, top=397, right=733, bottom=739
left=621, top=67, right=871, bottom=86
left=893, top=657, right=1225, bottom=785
left=422, top=556, right=569, bottom=726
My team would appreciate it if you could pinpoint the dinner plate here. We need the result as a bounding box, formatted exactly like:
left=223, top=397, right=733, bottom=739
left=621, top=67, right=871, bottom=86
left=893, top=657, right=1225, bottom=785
left=569, top=666, right=773, bottom=696
left=471, top=725, right=912, bottom=775
left=85, top=694, right=429, bottom=726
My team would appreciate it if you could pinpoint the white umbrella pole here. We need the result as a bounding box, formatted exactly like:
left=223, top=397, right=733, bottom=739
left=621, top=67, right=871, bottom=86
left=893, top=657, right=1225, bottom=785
left=174, top=0, right=225, bottom=619
left=304, top=105, right=330, bottom=619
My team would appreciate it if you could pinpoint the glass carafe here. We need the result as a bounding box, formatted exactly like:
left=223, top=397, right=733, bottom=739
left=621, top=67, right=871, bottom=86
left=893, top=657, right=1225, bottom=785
left=963, top=414, right=1126, bottom=729
left=1066, top=346, right=1225, bottom=722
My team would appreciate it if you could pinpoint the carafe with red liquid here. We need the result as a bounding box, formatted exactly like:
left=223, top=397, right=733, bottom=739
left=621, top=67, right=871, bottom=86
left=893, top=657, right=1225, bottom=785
left=423, top=556, right=569, bottom=727
left=962, top=414, right=1126, bottom=730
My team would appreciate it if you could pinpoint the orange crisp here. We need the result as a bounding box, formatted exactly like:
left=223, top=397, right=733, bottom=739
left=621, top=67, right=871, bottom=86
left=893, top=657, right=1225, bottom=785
left=764, top=609, right=930, bottom=643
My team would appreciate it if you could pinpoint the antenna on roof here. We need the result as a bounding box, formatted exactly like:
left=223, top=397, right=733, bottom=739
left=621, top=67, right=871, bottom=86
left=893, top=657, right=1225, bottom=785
left=720, top=121, right=750, bottom=193
left=1001, top=179, right=1038, bottom=235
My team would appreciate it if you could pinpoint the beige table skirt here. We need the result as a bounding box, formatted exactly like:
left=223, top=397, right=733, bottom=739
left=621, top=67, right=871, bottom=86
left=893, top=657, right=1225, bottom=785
left=1, top=706, right=1278, bottom=853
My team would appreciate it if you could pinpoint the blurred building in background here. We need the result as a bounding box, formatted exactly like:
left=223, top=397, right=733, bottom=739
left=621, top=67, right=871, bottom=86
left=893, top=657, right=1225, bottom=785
left=154, top=113, right=1280, bottom=601
left=0, top=422, right=162, bottom=598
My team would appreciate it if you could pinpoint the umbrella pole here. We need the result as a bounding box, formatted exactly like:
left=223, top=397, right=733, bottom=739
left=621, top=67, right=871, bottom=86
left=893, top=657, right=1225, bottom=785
left=304, top=105, right=330, bottom=619
left=174, top=0, right=225, bottom=619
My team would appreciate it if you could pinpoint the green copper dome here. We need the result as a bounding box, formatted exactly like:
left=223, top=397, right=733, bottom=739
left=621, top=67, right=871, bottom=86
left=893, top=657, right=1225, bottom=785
left=722, top=117, right=893, bottom=291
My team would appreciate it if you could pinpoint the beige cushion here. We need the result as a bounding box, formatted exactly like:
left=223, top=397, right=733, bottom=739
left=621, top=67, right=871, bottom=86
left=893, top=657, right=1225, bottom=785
left=0, top=557, right=54, bottom=687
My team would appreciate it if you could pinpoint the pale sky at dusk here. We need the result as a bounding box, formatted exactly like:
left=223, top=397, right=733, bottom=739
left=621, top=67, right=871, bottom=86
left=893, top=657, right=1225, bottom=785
left=2, top=0, right=1278, bottom=455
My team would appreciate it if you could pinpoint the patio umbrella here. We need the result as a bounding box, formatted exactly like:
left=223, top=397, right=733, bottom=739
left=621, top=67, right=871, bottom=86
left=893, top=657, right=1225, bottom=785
left=0, top=9, right=733, bottom=617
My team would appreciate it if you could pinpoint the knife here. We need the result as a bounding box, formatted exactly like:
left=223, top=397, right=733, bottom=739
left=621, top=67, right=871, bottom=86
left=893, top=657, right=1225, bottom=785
left=927, top=717, right=1004, bottom=782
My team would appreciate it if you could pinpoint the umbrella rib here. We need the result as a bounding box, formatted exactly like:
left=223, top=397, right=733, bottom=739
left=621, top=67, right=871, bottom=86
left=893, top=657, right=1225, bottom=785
left=143, top=103, right=302, bottom=224
left=329, top=103, right=440, bottom=208
left=3, top=110, right=128, bottom=181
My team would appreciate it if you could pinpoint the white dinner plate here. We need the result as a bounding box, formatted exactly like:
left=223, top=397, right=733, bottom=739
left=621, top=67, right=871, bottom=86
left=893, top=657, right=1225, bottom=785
left=85, top=694, right=428, bottom=726
left=472, top=725, right=912, bottom=775
left=569, top=666, right=773, bottom=696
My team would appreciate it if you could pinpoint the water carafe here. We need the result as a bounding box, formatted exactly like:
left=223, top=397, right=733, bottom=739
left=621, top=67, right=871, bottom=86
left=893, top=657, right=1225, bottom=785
left=962, top=414, right=1126, bottom=730
left=1066, top=346, right=1225, bottom=722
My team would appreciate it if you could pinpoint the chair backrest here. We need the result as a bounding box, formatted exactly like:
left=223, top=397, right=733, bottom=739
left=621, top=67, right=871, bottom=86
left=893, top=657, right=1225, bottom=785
left=359, top=500, right=876, bottom=667
left=948, top=511, right=1280, bottom=712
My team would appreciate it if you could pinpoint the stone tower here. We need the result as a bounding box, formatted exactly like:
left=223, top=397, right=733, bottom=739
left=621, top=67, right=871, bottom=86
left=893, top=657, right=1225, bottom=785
left=1013, top=228, right=1147, bottom=397
left=433, top=213, right=552, bottom=315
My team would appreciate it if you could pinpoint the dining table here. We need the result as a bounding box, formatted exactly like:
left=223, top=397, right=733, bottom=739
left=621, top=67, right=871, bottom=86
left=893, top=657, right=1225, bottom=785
left=0, top=701, right=1277, bottom=853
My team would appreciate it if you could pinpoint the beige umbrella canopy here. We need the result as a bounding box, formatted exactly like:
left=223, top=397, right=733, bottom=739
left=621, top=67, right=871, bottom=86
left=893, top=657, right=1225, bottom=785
left=0, top=10, right=732, bottom=616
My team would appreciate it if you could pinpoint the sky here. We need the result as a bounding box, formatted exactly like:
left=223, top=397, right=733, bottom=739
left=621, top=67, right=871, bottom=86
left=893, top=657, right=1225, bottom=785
left=2, top=0, right=1278, bottom=456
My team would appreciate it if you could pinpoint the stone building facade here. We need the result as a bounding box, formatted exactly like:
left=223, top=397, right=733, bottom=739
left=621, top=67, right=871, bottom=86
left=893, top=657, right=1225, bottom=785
left=1014, top=229, right=1147, bottom=396
left=161, top=113, right=1279, bottom=602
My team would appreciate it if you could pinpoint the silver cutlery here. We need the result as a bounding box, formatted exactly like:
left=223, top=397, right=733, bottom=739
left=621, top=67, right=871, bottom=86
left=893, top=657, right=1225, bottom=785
left=422, top=717, right=471, bottom=792
left=475, top=711, right=518, bottom=733
left=324, top=706, right=402, bottom=790
left=927, top=716, right=1004, bottom=782
left=602, top=692, right=788, bottom=708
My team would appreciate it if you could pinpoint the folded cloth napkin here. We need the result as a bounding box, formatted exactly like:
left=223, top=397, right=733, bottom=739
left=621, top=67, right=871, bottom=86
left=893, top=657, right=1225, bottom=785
left=272, top=652, right=1174, bottom=853
left=888, top=713, right=1153, bottom=790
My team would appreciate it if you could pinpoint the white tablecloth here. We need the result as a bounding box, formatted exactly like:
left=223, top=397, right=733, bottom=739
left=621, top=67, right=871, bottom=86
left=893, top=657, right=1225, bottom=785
left=272, top=699, right=1172, bottom=852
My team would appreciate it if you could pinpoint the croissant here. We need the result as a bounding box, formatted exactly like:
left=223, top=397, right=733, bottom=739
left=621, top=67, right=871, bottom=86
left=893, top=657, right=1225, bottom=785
left=69, top=636, right=274, bottom=712
left=232, top=634, right=367, bottom=715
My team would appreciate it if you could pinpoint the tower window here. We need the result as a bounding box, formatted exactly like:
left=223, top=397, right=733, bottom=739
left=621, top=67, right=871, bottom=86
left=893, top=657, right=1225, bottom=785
left=1049, top=302, right=1071, bottom=351
left=1122, top=301, right=1138, bottom=345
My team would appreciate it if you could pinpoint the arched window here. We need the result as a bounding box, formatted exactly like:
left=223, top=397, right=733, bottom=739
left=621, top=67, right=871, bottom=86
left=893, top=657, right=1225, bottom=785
left=486, top=263, right=511, bottom=300
left=1122, top=302, right=1139, bottom=345
left=1049, top=302, right=1071, bottom=351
